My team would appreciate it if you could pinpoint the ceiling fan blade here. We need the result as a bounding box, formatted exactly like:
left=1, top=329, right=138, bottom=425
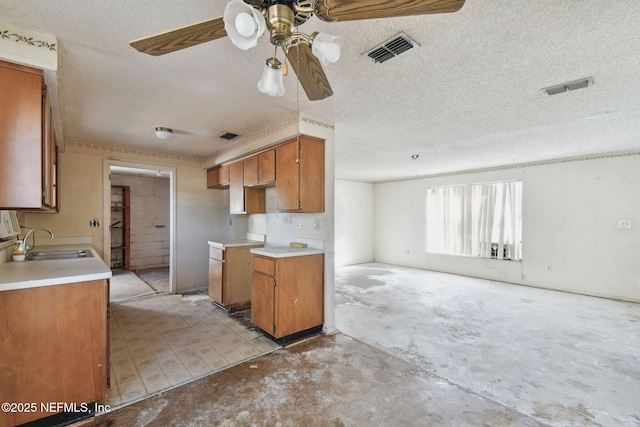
left=285, top=43, right=333, bottom=101
left=130, top=17, right=227, bottom=56
left=315, top=0, right=465, bottom=22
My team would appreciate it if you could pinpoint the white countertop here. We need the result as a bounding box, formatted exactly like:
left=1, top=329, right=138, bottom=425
left=250, top=246, right=325, bottom=258
left=208, top=239, right=265, bottom=249
left=0, top=244, right=112, bottom=291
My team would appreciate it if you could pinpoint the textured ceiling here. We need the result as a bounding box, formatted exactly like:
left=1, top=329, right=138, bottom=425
left=1, top=0, right=639, bottom=182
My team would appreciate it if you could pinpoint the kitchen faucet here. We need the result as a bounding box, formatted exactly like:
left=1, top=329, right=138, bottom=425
left=22, top=227, right=55, bottom=255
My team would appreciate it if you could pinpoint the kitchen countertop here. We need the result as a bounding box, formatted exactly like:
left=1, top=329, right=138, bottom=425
left=208, top=239, right=265, bottom=249
left=0, top=244, right=112, bottom=292
left=250, top=246, right=325, bottom=258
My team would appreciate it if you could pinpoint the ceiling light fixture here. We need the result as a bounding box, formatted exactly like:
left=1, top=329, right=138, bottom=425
left=542, top=77, right=594, bottom=96
left=257, top=54, right=285, bottom=97
left=224, top=0, right=342, bottom=97
left=155, top=127, right=173, bottom=139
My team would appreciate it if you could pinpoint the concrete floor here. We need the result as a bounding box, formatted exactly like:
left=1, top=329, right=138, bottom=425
left=335, top=263, right=640, bottom=427
left=82, top=262, right=640, bottom=426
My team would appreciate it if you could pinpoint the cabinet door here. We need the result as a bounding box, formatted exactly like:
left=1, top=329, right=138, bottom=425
left=251, top=271, right=275, bottom=335
left=41, top=88, right=53, bottom=208
left=218, top=164, right=230, bottom=186
left=299, top=136, right=325, bottom=212
left=206, top=168, right=219, bottom=188
left=0, top=280, right=108, bottom=426
left=275, top=254, right=324, bottom=338
left=208, top=257, right=224, bottom=303
left=229, top=161, right=245, bottom=213
left=275, top=138, right=300, bottom=211
left=0, top=61, right=43, bottom=209
left=243, top=155, right=259, bottom=186
left=258, top=149, right=276, bottom=184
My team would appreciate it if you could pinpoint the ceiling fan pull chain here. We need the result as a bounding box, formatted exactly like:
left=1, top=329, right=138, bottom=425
left=279, top=45, right=289, bottom=76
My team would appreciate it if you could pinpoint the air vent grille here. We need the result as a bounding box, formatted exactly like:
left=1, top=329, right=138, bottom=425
left=364, top=32, right=420, bottom=64
left=219, top=132, right=239, bottom=140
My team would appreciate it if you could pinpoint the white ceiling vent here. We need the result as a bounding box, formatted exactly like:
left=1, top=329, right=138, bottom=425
left=364, top=32, right=420, bottom=64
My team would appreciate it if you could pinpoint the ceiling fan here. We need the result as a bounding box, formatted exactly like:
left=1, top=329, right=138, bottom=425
left=130, top=0, right=466, bottom=101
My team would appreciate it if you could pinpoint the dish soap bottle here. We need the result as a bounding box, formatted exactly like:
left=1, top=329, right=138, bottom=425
left=13, top=239, right=26, bottom=262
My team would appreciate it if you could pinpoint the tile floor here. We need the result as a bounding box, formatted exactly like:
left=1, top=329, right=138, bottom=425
left=101, top=291, right=280, bottom=409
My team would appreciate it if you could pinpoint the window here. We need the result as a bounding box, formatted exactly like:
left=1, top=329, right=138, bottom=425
left=426, top=181, right=522, bottom=260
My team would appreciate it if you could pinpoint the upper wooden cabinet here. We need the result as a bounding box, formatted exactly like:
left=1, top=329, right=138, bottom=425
left=0, top=60, right=58, bottom=211
left=276, top=136, right=324, bottom=212
left=244, top=148, right=276, bottom=187
left=229, top=161, right=265, bottom=214
left=207, top=135, right=324, bottom=213
left=207, top=164, right=230, bottom=189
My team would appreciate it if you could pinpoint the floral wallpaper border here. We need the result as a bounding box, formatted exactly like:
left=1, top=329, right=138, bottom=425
left=1, top=29, right=56, bottom=51
left=65, top=140, right=203, bottom=168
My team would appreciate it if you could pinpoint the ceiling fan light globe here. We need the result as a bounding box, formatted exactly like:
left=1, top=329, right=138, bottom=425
left=257, top=63, right=285, bottom=97
left=311, top=33, right=343, bottom=65
left=235, top=12, right=256, bottom=37
left=223, top=0, right=266, bottom=50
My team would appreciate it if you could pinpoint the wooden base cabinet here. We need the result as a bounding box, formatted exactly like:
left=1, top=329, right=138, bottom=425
left=0, top=279, right=109, bottom=426
left=209, top=244, right=264, bottom=311
left=251, top=254, right=324, bottom=339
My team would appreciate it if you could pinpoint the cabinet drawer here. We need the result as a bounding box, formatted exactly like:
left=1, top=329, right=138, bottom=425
left=253, top=255, right=275, bottom=276
left=209, top=247, right=224, bottom=260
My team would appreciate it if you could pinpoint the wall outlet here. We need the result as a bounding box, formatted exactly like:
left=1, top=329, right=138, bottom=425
left=314, top=220, right=320, bottom=230
left=89, top=219, right=100, bottom=228
left=545, top=265, right=552, bottom=272
left=296, top=219, right=301, bottom=229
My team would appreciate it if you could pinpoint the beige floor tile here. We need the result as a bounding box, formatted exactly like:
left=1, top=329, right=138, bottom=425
left=100, top=287, right=280, bottom=410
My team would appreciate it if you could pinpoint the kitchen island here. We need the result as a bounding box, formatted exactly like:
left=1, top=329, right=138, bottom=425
left=0, top=244, right=111, bottom=426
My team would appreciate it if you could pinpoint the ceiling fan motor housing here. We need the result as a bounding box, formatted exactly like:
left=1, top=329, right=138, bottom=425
left=267, top=4, right=295, bottom=47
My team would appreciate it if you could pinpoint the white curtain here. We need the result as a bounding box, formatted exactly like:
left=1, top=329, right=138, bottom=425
left=427, top=181, right=522, bottom=260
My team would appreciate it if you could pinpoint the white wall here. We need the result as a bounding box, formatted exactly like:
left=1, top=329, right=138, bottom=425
left=373, top=154, right=640, bottom=303
left=335, top=180, right=374, bottom=267
left=111, top=174, right=170, bottom=270
left=175, top=165, right=224, bottom=293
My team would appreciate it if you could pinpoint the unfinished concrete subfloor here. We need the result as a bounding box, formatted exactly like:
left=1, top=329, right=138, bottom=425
left=85, top=262, right=639, bottom=426
left=87, top=333, right=542, bottom=426
left=335, top=263, right=640, bottom=426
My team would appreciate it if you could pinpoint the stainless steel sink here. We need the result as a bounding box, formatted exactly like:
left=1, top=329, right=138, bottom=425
left=26, top=249, right=94, bottom=261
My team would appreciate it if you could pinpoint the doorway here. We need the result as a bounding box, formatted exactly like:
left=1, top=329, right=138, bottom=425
left=102, top=160, right=176, bottom=294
